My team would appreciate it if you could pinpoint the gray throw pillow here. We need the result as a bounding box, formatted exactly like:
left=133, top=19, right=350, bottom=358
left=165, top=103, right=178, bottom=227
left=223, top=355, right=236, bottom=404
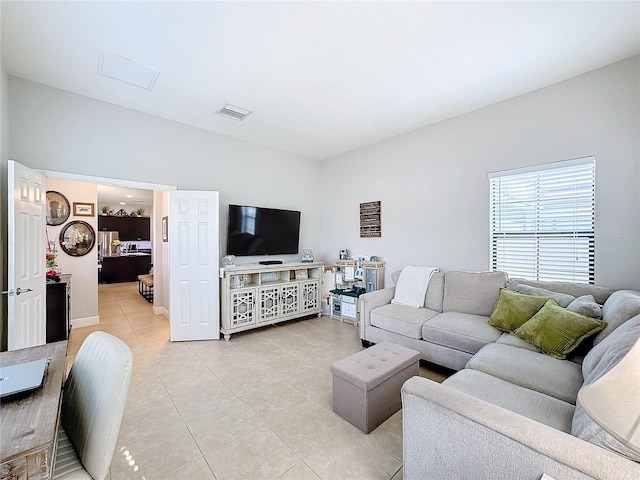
left=515, top=284, right=575, bottom=307
left=594, top=290, right=640, bottom=346
left=567, top=295, right=602, bottom=319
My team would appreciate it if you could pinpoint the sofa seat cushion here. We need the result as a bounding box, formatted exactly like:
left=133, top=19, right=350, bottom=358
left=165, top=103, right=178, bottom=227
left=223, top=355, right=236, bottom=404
left=442, top=369, right=575, bottom=433
left=422, top=312, right=501, bottom=355
left=466, top=343, right=583, bottom=404
left=495, top=332, right=538, bottom=352
left=370, top=304, right=439, bottom=339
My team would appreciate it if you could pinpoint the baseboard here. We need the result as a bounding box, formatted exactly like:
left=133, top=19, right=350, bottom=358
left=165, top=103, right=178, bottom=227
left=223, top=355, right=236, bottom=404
left=154, top=306, right=169, bottom=319
left=71, top=315, right=99, bottom=328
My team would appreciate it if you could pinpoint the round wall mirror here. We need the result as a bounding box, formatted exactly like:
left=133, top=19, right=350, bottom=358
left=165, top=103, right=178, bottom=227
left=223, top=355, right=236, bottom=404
left=59, top=221, right=95, bottom=256
left=46, top=191, right=71, bottom=226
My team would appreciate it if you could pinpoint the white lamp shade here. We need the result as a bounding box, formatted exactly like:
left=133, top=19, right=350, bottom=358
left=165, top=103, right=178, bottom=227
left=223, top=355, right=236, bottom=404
left=578, top=338, right=640, bottom=453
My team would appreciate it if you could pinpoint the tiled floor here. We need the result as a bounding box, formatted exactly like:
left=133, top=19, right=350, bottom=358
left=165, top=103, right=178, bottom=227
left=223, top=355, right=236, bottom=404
left=68, top=282, right=452, bottom=480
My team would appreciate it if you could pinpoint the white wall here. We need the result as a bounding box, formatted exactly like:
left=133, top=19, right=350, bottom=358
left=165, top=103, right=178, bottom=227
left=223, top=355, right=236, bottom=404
left=152, top=190, right=170, bottom=318
left=0, top=55, right=9, bottom=349
left=45, top=178, right=99, bottom=326
left=7, top=57, right=639, bottom=298
left=320, top=56, right=640, bottom=290
left=8, top=77, right=324, bottom=266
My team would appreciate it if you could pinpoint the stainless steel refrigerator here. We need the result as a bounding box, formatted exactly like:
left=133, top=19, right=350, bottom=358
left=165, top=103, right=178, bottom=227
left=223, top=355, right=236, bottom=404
left=98, top=231, right=119, bottom=261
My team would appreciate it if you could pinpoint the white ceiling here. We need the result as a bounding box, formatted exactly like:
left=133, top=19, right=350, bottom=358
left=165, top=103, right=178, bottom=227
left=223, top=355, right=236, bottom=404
left=2, top=1, right=639, bottom=160
left=96, top=184, right=153, bottom=213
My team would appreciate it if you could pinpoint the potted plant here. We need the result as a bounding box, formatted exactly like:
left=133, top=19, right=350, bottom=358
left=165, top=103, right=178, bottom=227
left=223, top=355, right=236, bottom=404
left=136, top=208, right=145, bottom=217
left=101, top=206, right=108, bottom=215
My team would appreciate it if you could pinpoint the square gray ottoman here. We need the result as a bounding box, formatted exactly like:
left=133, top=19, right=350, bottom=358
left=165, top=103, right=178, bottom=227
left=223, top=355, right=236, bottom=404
left=331, top=342, right=420, bottom=433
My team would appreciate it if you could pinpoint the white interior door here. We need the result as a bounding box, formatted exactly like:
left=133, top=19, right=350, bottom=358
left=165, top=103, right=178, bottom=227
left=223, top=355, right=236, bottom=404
left=7, top=161, right=47, bottom=350
left=169, top=190, right=220, bottom=341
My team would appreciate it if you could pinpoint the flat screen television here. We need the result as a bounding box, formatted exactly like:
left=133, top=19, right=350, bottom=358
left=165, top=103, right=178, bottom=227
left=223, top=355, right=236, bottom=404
left=226, top=205, right=301, bottom=256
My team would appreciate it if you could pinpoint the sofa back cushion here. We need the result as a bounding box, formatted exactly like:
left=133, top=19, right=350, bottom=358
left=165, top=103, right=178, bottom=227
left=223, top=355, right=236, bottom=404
left=514, top=284, right=575, bottom=307
left=443, top=271, right=508, bottom=317
left=424, top=272, right=445, bottom=312
left=392, top=270, right=445, bottom=312
left=391, top=266, right=440, bottom=308
left=572, top=314, right=640, bottom=462
left=595, top=290, right=640, bottom=346
left=507, top=277, right=614, bottom=305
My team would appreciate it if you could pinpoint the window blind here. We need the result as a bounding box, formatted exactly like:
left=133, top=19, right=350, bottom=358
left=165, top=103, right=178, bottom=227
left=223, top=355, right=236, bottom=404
left=489, top=157, right=595, bottom=284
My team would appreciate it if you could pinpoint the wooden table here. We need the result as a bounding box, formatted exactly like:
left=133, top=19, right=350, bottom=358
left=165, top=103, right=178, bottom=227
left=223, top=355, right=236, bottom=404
left=0, top=341, right=67, bottom=480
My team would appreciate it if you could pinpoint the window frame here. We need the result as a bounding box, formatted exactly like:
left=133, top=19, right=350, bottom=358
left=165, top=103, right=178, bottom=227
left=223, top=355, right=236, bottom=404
left=488, top=156, right=595, bottom=284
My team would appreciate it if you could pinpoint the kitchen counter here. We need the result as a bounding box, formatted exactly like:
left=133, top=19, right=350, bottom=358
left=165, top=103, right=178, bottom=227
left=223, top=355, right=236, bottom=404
left=100, top=254, right=151, bottom=284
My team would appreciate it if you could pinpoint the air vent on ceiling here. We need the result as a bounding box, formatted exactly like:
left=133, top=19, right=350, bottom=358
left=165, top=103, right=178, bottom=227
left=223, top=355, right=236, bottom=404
left=217, top=104, right=252, bottom=121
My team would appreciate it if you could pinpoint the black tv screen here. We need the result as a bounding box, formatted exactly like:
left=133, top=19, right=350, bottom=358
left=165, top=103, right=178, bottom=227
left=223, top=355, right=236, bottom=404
left=226, top=205, right=301, bottom=256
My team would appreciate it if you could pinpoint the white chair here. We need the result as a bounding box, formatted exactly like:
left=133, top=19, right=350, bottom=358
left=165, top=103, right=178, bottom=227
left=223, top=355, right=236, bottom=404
left=53, top=332, right=133, bottom=480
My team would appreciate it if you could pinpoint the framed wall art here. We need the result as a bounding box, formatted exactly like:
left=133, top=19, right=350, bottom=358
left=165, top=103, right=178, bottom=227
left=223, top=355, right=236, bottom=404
left=162, top=216, right=168, bottom=242
left=360, top=201, right=381, bottom=238
left=73, top=202, right=95, bottom=217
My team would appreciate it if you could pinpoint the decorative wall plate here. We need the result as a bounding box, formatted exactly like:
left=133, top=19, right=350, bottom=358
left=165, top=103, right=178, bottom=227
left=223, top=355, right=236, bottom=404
left=46, top=191, right=71, bottom=226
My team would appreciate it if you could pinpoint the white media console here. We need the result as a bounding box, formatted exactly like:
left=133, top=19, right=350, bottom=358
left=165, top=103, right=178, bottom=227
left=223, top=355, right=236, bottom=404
left=219, top=262, right=323, bottom=341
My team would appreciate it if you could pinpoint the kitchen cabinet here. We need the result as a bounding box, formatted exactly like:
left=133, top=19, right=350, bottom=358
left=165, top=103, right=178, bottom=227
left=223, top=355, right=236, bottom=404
left=126, top=217, right=151, bottom=240
left=101, top=255, right=152, bottom=283
left=46, top=274, right=71, bottom=343
left=97, top=215, right=120, bottom=232
left=98, top=216, right=151, bottom=241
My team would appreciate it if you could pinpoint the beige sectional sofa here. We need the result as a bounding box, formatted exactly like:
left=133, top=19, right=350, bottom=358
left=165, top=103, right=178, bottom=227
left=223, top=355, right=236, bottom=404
left=360, top=270, right=615, bottom=370
left=359, top=270, right=640, bottom=479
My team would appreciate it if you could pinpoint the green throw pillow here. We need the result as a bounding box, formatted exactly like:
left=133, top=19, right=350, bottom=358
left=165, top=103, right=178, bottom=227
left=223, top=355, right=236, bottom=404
left=514, top=300, right=608, bottom=359
left=489, top=288, right=553, bottom=332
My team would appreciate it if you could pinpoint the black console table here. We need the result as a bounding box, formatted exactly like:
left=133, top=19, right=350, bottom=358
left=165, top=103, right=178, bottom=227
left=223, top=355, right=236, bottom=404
left=46, top=274, right=71, bottom=343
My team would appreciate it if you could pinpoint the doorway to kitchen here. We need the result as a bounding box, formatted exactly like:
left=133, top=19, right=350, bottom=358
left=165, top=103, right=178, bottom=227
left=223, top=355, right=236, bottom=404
left=97, top=185, right=154, bottom=286
left=41, top=169, right=175, bottom=329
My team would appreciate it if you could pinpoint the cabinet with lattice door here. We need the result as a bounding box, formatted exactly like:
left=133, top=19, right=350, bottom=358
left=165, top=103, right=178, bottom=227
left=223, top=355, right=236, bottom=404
left=220, top=262, right=323, bottom=340
left=229, top=288, right=257, bottom=328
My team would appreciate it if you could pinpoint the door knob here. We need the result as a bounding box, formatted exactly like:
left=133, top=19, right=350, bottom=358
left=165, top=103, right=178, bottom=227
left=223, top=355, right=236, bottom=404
left=1, top=287, right=35, bottom=296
